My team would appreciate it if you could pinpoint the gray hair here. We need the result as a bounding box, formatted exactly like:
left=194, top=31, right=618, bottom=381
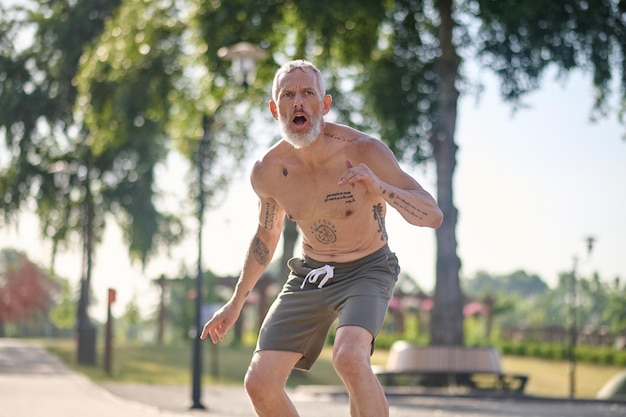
left=271, top=60, right=326, bottom=101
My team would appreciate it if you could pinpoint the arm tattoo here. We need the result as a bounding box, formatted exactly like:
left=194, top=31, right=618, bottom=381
left=310, top=219, right=337, bottom=244
left=263, top=202, right=278, bottom=230
left=390, top=194, right=428, bottom=221
left=372, top=203, right=388, bottom=241
left=252, top=237, right=270, bottom=265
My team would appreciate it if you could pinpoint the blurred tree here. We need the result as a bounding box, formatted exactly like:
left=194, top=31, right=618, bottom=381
left=603, top=277, right=626, bottom=334
left=0, top=0, right=181, bottom=360
left=356, top=0, right=626, bottom=345
left=49, top=275, right=77, bottom=332
left=0, top=249, right=57, bottom=336
left=464, top=269, right=548, bottom=298
left=122, top=295, right=141, bottom=341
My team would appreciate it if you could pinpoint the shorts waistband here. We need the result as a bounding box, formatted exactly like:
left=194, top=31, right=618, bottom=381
left=302, top=245, right=391, bottom=271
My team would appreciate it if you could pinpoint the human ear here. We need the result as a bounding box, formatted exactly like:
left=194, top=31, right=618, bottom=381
left=269, top=100, right=278, bottom=120
left=322, top=94, right=332, bottom=115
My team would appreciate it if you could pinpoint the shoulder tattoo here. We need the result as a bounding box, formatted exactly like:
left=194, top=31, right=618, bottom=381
left=324, top=132, right=358, bottom=143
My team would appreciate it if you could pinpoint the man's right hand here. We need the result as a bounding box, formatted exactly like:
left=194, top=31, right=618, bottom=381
left=200, top=301, right=240, bottom=344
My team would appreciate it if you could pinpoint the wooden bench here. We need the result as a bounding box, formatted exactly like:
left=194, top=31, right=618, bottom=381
left=374, top=341, right=528, bottom=393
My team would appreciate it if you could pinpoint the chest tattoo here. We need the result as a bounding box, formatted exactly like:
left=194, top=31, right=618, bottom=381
left=372, top=203, right=388, bottom=241
left=324, top=191, right=355, bottom=204
left=310, top=219, right=337, bottom=244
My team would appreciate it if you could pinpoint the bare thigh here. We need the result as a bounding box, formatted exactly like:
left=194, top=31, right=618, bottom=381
left=247, top=350, right=302, bottom=385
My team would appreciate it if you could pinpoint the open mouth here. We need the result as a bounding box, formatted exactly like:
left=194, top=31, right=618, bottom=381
left=293, top=115, right=307, bottom=126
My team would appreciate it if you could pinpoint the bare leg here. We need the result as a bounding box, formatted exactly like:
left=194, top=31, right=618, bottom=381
left=245, top=350, right=302, bottom=417
left=333, top=326, right=389, bottom=417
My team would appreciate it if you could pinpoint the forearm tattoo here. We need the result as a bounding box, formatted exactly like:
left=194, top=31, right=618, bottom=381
left=252, top=237, right=270, bottom=265
left=310, top=219, right=337, bottom=244
left=262, top=202, right=278, bottom=230
left=388, top=192, right=428, bottom=221
left=372, top=203, right=388, bottom=241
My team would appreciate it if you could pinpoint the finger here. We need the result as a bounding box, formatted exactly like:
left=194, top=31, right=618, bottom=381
left=200, top=321, right=211, bottom=340
left=339, top=161, right=356, bottom=185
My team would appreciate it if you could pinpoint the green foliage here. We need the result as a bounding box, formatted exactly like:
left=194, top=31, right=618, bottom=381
left=49, top=276, right=77, bottom=331
left=464, top=269, right=548, bottom=298
left=500, top=341, right=626, bottom=367
left=603, top=279, right=626, bottom=333
left=476, top=0, right=626, bottom=119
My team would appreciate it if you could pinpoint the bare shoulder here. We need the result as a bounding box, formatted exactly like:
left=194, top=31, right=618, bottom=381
left=325, top=123, right=395, bottom=163
left=251, top=141, right=290, bottom=196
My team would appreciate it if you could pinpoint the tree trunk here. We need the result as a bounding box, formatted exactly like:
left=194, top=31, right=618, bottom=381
left=429, top=0, right=464, bottom=346
left=76, top=152, right=96, bottom=365
left=279, top=218, right=299, bottom=284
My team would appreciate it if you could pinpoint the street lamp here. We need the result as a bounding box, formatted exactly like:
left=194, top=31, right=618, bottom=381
left=567, top=236, right=596, bottom=399
left=218, top=42, right=268, bottom=89
left=190, top=41, right=266, bottom=410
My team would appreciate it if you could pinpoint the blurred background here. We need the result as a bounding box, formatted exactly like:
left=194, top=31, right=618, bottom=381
left=1, top=0, right=624, bottom=402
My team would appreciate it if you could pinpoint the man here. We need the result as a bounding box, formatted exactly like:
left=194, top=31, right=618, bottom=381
left=201, top=60, right=443, bottom=417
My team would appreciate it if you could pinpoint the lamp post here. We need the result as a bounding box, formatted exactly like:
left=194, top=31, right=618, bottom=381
left=190, top=41, right=266, bottom=411
left=567, top=236, right=596, bottom=399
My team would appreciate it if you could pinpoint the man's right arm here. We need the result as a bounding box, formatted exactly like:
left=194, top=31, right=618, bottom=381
left=201, top=168, right=285, bottom=343
left=230, top=199, right=285, bottom=308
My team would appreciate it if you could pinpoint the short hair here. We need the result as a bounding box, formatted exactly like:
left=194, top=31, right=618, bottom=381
left=271, top=60, right=326, bottom=101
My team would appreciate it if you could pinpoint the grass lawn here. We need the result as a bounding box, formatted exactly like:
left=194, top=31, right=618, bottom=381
left=42, top=338, right=622, bottom=399
left=501, top=356, right=623, bottom=399
left=41, top=338, right=342, bottom=387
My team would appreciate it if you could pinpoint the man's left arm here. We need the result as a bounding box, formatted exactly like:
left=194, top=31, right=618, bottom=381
left=338, top=141, right=443, bottom=228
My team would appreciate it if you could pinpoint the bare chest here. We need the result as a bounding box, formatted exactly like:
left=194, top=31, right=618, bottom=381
left=273, top=166, right=368, bottom=222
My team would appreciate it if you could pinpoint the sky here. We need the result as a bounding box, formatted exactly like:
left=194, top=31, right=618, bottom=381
left=1, top=58, right=625, bottom=320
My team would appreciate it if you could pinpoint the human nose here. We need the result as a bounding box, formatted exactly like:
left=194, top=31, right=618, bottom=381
left=293, top=92, right=304, bottom=108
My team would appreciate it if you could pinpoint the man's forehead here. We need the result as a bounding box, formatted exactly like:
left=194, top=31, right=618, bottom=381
left=277, top=67, right=318, bottom=87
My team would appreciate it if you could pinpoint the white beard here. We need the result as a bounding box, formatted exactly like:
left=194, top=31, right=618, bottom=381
left=279, top=117, right=322, bottom=149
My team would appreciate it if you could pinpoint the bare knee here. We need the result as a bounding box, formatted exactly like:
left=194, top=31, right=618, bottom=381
left=333, top=343, right=367, bottom=381
left=244, top=351, right=298, bottom=402
left=244, top=363, right=270, bottom=400
left=332, top=327, right=375, bottom=382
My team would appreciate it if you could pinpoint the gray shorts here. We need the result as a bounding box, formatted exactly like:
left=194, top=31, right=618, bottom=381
left=256, top=245, right=400, bottom=370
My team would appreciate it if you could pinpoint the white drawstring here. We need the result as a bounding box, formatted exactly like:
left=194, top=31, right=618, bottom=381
left=300, top=265, right=335, bottom=289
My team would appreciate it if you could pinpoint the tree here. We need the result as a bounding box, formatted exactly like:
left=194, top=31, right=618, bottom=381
left=464, top=269, right=548, bottom=298
left=604, top=278, right=626, bottom=334
left=340, top=0, right=625, bottom=345
left=0, top=0, right=182, bottom=359
left=49, top=276, right=77, bottom=332
left=0, top=249, right=57, bottom=335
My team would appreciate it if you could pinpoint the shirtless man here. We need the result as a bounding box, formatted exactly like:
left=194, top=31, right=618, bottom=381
left=201, top=60, right=443, bottom=417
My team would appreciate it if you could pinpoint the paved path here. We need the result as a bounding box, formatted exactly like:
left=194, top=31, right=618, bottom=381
left=1, top=339, right=625, bottom=417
